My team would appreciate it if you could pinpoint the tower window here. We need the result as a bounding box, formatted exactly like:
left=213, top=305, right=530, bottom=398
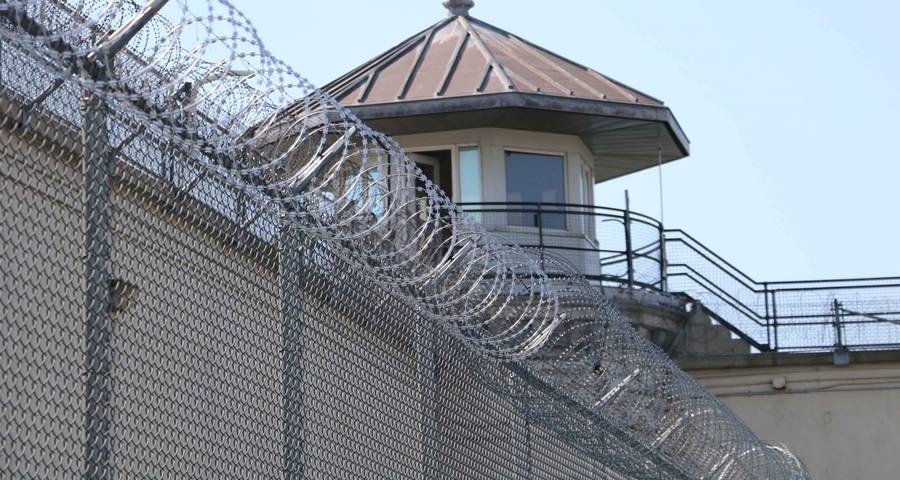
left=505, top=151, right=566, bottom=229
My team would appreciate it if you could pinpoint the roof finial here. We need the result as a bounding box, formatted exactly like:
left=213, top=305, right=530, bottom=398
left=443, top=0, right=474, bottom=16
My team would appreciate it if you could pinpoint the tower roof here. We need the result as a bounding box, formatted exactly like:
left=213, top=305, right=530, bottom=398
left=325, top=15, right=663, bottom=108
left=318, top=8, right=690, bottom=182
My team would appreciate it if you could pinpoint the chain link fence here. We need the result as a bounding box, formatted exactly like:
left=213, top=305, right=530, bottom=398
left=1, top=1, right=811, bottom=478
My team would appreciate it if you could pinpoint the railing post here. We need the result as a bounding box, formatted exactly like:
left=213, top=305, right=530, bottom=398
left=535, top=203, right=545, bottom=268
left=624, top=192, right=635, bottom=289
left=763, top=282, right=771, bottom=350
left=163, top=153, right=174, bottom=183
left=771, top=290, right=779, bottom=352
left=658, top=224, right=668, bottom=292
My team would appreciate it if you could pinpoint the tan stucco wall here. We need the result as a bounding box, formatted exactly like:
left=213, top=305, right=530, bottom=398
left=2, top=109, right=617, bottom=478
left=1, top=116, right=441, bottom=477
left=686, top=359, right=900, bottom=480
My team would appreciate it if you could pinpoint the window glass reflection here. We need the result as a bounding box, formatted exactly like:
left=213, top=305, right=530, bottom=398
left=505, top=151, right=565, bottom=229
left=459, top=146, right=482, bottom=222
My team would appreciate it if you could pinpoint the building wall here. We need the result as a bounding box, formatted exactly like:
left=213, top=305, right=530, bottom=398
left=1, top=102, right=619, bottom=478
left=1, top=112, right=287, bottom=476
left=395, top=127, right=595, bottom=207
left=684, top=355, right=900, bottom=480
left=396, top=128, right=600, bottom=273
left=2, top=113, right=85, bottom=478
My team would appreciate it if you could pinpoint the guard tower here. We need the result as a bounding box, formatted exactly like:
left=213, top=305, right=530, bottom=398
left=324, top=0, right=688, bottom=193
left=322, top=0, right=688, bottom=273
left=321, top=0, right=695, bottom=350
left=318, top=4, right=900, bottom=477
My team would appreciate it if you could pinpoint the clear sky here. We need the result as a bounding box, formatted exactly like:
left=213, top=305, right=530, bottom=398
left=229, top=0, right=899, bottom=281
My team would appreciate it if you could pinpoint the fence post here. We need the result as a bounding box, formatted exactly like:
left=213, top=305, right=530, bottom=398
left=280, top=224, right=305, bottom=479
left=418, top=319, right=441, bottom=479
left=82, top=80, right=113, bottom=480
left=832, top=299, right=845, bottom=349
left=78, top=5, right=170, bottom=477
left=624, top=192, right=635, bottom=289
left=525, top=417, right=533, bottom=479
left=521, top=409, right=533, bottom=480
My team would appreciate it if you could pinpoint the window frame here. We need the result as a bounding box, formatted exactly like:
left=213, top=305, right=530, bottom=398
left=455, top=144, right=482, bottom=206
left=502, top=146, right=568, bottom=205
left=503, top=148, right=569, bottom=231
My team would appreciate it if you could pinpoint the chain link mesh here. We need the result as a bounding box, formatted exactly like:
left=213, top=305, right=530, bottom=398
left=1, top=1, right=811, bottom=478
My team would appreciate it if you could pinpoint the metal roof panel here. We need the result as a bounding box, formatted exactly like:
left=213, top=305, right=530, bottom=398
left=324, top=15, right=664, bottom=107
left=312, top=11, right=690, bottom=180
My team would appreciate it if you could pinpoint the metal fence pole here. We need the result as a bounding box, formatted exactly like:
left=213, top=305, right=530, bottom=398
left=79, top=3, right=169, bottom=476
left=418, top=319, right=441, bottom=479
left=512, top=377, right=534, bottom=480
left=658, top=224, right=668, bottom=292
left=624, top=192, right=635, bottom=289
left=763, top=283, right=771, bottom=350
left=536, top=203, right=545, bottom=268
left=771, top=290, right=780, bottom=352
left=82, top=80, right=113, bottom=480
left=832, top=299, right=845, bottom=349
left=280, top=225, right=305, bottom=479
left=524, top=417, right=533, bottom=479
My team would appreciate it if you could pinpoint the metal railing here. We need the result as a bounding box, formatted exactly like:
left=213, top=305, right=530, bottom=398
left=460, top=202, right=900, bottom=353
left=458, top=202, right=667, bottom=290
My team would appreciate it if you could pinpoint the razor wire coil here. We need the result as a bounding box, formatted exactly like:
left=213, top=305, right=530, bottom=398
left=0, top=1, right=811, bottom=478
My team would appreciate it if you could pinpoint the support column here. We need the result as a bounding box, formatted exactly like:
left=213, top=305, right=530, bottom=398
left=280, top=225, right=305, bottom=479
left=82, top=88, right=113, bottom=480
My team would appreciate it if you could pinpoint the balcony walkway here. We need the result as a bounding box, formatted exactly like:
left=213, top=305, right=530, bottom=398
left=460, top=202, right=900, bottom=355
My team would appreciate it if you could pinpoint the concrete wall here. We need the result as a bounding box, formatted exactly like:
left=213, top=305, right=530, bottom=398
left=1, top=98, right=615, bottom=478
left=1, top=110, right=288, bottom=476
left=681, top=352, right=900, bottom=480
left=2, top=112, right=85, bottom=478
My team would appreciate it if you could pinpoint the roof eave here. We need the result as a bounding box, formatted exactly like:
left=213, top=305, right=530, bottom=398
left=344, top=91, right=690, bottom=158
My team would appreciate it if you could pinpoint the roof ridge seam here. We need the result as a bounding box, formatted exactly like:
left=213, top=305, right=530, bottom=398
left=436, top=31, right=470, bottom=97
left=487, top=32, right=574, bottom=96
left=470, top=16, right=663, bottom=105
left=506, top=33, right=607, bottom=100
left=457, top=16, right=515, bottom=91
left=584, top=69, right=639, bottom=103
left=319, top=16, right=453, bottom=98
left=357, top=37, right=425, bottom=103
left=397, top=28, right=438, bottom=100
